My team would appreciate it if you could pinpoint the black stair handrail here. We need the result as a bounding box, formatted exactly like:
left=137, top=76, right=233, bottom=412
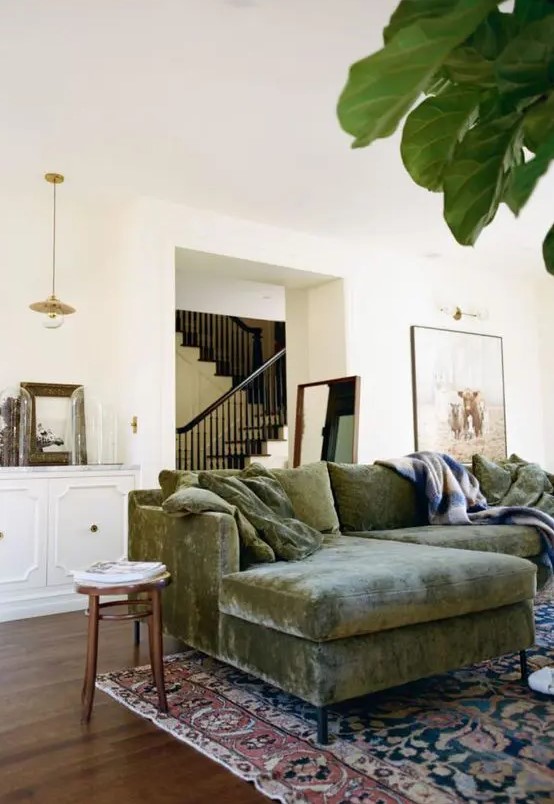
left=177, top=347, right=286, bottom=435
left=230, top=316, right=262, bottom=336
left=176, top=310, right=265, bottom=378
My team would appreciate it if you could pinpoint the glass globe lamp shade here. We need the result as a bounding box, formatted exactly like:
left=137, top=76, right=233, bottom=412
left=43, top=312, right=64, bottom=329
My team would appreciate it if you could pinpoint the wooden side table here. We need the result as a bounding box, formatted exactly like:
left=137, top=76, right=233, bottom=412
left=75, top=572, right=172, bottom=723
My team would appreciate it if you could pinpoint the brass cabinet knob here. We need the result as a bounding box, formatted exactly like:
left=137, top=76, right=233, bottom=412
left=90, top=524, right=99, bottom=533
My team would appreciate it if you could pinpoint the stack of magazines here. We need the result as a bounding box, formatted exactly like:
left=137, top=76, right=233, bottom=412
left=73, top=559, right=166, bottom=585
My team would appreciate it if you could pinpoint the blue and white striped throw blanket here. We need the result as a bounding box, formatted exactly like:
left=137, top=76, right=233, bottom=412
left=376, top=451, right=554, bottom=571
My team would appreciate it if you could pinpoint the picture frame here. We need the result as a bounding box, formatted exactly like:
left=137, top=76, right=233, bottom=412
left=20, top=382, right=86, bottom=466
left=410, top=326, right=507, bottom=463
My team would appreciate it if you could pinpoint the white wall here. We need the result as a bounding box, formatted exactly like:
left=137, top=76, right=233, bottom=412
left=285, top=279, right=348, bottom=463
left=12, top=192, right=536, bottom=486
left=175, top=341, right=231, bottom=427
left=175, top=271, right=285, bottom=321
left=0, top=188, right=125, bottom=453
left=536, top=276, right=554, bottom=470
left=346, top=260, right=547, bottom=468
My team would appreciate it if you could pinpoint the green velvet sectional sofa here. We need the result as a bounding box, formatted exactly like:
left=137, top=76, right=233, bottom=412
left=128, top=461, right=544, bottom=743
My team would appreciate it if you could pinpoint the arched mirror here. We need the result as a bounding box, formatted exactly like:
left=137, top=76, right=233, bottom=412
left=293, top=376, right=361, bottom=467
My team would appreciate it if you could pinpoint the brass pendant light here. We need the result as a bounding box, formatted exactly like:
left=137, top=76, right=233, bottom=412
left=29, top=173, right=76, bottom=328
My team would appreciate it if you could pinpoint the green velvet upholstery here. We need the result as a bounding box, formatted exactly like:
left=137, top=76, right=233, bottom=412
left=220, top=599, right=534, bottom=706
left=271, top=462, right=340, bottom=533
left=159, top=468, right=240, bottom=500
left=198, top=471, right=323, bottom=561
left=472, top=453, right=554, bottom=512
left=128, top=492, right=239, bottom=656
left=353, top=524, right=542, bottom=558
left=328, top=462, right=425, bottom=532
left=219, top=536, right=536, bottom=641
left=128, top=459, right=545, bottom=720
left=162, top=486, right=235, bottom=517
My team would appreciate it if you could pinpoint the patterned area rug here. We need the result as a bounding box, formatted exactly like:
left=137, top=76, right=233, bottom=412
left=97, top=603, right=554, bottom=803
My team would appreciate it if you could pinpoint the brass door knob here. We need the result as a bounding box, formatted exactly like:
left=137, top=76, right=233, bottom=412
left=90, top=524, right=99, bottom=533
left=0, top=531, right=4, bottom=540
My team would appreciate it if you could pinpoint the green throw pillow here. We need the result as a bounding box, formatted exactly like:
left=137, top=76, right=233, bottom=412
left=238, top=463, right=295, bottom=519
left=162, top=486, right=235, bottom=517
left=198, top=472, right=322, bottom=561
left=472, top=453, right=554, bottom=505
left=471, top=454, right=512, bottom=505
left=158, top=468, right=240, bottom=500
left=328, top=463, right=424, bottom=532
left=271, top=462, right=340, bottom=533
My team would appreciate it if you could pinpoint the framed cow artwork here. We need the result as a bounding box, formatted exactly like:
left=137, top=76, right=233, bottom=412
left=410, top=326, right=507, bottom=463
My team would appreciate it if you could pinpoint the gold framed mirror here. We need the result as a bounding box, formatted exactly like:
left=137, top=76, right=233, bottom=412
left=293, top=376, right=361, bottom=467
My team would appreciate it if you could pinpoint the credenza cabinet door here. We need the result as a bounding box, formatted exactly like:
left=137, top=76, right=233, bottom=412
left=0, top=478, right=48, bottom=592
left=47, top=475, right=135, bottom=587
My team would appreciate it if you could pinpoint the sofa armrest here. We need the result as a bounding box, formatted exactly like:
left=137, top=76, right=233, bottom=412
left=128, top=494, right=240, bottom=656
left=129, top=488, right=163, bottom=508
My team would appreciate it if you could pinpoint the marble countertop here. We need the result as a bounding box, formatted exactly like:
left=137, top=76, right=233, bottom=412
left=0, top=464, right=140, bottom=473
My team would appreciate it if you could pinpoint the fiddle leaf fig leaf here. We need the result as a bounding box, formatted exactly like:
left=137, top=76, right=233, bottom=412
left=401, top=85, right=479, bottom=191
left=443, top=114, right=523, bottom=244
left=495, top=16, right=554, bottom=107
left=504, top=135, right=554, bottom=215
left=469, top=8, right=519, bottom=58
left=443, top=10, right=518, bottom=87
left=514, top=0, right=554, bottom=26
left=384, top=0, right=459, bottom=43
left=523, top=94, right=554, bottom=153
left=337, top=0, right=499, bottom=148
left=443, top=46, right=495, bottom=86
left=544, top=224, right=554, bottom=274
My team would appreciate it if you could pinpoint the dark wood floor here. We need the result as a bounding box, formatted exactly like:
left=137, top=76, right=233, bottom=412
left=0, top=611, right=265, bottom=803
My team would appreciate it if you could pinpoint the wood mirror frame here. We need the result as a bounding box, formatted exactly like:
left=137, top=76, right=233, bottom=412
left=293, top=376, right=361, bottom=467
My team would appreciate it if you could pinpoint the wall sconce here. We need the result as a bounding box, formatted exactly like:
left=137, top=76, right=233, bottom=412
left=439, top=305, right=488, bottom=322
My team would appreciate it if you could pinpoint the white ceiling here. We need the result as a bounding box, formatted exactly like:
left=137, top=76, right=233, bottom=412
left=2, top=0, right=552, bottom=276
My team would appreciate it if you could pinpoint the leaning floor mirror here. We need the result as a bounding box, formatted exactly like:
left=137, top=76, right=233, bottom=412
left=293, top=376, right=361, bottom=467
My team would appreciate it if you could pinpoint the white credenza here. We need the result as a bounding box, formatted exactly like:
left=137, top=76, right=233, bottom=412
left=0, top=465, right=140, bottom=622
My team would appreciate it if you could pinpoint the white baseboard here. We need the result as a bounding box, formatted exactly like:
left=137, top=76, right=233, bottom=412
left=0, top=592, right=87, bottom=622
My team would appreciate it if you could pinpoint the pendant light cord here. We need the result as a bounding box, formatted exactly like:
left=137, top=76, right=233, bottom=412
left=52, top=181, right=57, bottom=297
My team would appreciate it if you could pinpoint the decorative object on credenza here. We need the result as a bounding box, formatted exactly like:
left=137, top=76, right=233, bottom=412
left=0, top=386, right=30, bottom=466
left=69, top=386, right=118, bottom=465
left=20, top=382, right=86, bottom=465
left=410, top=326, right=507, bottom=463
left=29, top=173, right=76, bottom=329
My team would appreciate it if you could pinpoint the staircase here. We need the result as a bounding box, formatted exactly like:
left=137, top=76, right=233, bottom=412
left=175, top=311, right=287, bottom=470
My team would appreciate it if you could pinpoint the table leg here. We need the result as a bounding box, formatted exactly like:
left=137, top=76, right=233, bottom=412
left=134, top=619, right=141, bottom=645
left=81, top=595, right=99, bottom=723
left=149, top=589, right=168, bottom=713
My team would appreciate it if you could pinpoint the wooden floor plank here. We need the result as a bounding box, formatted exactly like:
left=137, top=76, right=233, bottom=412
left=0, top=612, right=265, bottom=803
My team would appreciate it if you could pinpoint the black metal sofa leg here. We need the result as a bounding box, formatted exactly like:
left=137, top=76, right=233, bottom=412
left=316, top=706, right=328, bottom=744
left=519, top=649, right=528, bottom=681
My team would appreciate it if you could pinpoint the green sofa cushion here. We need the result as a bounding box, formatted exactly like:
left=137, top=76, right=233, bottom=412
left=219, top=535, right=536, bottom=642
left=162, top=486, right=235, bottom=517
left=271, top=462, right=340, bottom=534
left=328, top=463, right=424, bottom=532
left=198, top=471, right=323, bottom=562
left=352, top=524, right=542, bottom=558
